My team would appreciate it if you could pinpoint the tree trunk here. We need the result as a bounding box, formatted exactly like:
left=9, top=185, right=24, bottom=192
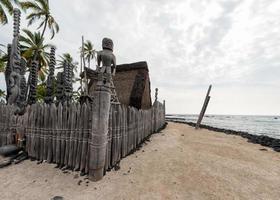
left=40, top=17, right=48, bottom=39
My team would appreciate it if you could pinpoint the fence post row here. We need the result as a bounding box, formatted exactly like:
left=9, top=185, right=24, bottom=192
left=0, top=97, right=165, bottom=181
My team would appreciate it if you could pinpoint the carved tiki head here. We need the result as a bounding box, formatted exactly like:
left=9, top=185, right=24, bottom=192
left=102, top=38, right=114, bottom=51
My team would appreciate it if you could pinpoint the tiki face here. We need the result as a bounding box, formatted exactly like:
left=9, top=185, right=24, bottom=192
left=102, top=38, right=114, bottom=51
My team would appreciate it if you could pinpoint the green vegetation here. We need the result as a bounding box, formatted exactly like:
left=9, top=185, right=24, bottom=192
left=83, top=40, right=96, bottom=68
left=19, top=29, right=51, bottom=77
left=1, top=0, right=96, bottom=102
left=20, top=0, right=59, bottom=39
left=0, top=0, right=19, bottom=25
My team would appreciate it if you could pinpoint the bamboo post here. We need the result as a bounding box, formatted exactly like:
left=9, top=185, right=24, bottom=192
left=196, top=85, right=212, bottom=129
left=89, top=73, right=111, bottom=181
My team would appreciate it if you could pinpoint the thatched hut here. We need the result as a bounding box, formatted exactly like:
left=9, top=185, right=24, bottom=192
left=84, top=61, right=152, bottom=109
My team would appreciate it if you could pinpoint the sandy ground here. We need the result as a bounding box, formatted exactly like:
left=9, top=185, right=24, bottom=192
left=0, top=122, right=280, bottom=200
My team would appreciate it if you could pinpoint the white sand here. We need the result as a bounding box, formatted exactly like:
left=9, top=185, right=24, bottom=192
left=0, top=122, right=280, bottom=200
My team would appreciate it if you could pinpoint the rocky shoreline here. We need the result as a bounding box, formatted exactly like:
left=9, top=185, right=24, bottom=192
left=167, top=119, right=280, bottom=152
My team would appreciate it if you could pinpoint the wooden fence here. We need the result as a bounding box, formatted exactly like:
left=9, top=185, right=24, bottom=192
left=105, top=101, right=165, bottom=170
left=0, top=104, right=18, bottom=146
left=0, top=101, right=165, bottom=173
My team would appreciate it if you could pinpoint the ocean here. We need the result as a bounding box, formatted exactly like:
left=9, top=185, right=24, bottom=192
left=166, top=114, right=280, bottom=139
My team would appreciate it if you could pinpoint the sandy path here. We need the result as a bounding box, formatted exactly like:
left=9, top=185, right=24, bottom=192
left=0, top=122, right=280, bottom=200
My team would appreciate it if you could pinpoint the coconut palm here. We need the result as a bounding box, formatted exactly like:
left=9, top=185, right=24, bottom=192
left=57, top=53, right=78, bottom=73
left=57, top=53, right=79, bottom=83
left=19, top=28, right=51, bottom=75
left=36, top=82, right=46, bottom=101
left=0, top=89, right=5, bottom=102
left=0, top=44, right=6, bottom=72
left=83, top=40, right=96, bottom=68
left=20, top=0, right=59, bottom=39
left=0, top=0, right=19, bottom=25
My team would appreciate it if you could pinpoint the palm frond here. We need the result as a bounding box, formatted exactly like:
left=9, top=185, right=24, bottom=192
left=37, top=0, right=49, bottom=12
left=20, top=0, right=59, bottom=39
left=0, top=0, right=13, bottom=14
left=0, top=4, right=8, bottom=25
left=19, top=1, right=41, bottom=12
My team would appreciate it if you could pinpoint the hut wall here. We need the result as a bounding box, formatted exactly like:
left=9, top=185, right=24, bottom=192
left=141, top=75, right=152, bottom=109
left=85, top=61, right=152, bottom=109
left=113, top=70, right=138, bottom=106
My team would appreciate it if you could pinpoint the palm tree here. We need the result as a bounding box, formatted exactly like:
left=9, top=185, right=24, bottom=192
left=57, top=53, right=80, bottom=88
left=0, top=0, right=19, bottom=25
left=57, top=53, right=78, bottom=74
left=0, top=44, right=6, bottom=72
left=36, top=81, right=46, bottom=101
left=20, top=0, right=59, bottom=39
left=83, top=40, right=96, bottom=68
left=19, top=29, right=51, bottom=75
left=0, top=89, right=5, bottom=102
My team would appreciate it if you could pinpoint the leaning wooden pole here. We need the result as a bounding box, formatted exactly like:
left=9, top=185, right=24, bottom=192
left=88, top=73, right=111, bottom=181
left=196, top=85, right=212, bottom=129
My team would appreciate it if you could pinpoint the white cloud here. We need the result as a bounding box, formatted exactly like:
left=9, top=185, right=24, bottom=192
left=0, top=0, right=279, bottom=115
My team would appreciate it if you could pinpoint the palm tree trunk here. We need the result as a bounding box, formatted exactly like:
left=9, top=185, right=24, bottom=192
left=40, top=17, right=48, bottom=39
left=88, top=57, right=90, bottom=68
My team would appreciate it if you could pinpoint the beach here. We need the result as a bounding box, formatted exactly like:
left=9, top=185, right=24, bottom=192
left=0, top=122, right=280, bottom=200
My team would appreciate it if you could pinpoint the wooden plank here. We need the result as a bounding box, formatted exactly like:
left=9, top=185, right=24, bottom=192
left=27, top=104, right=34, bottom=157
left=133, top=108, right=137, bottom=149
left=80, top=103, right=88, bottom=172
left=43, top=103, right=49, bottom=161
left=56, top=103, right=62, bottom=165
left=1, top=105, right=6, bottom=146
left=111, top=104, right=116, bottom=166
left=22, top=105, right=30, bottom=151
left=37, top=103, right=43, bottom=160
left=68, top=103, right=76, bottom=168
left=105, top=105, right=113, bottom=170
left=30, top=104, right=36, bottom=159
left=116, top=104, right=122, bottom=163
left=60, top=103, right=67, bottom=167
left=121, top=105, right=127, bottom=158
left=0, top=105, right=2, bottom=145
left=85, top=102, right=91, bottom=174
left=3, top=106, right=9, bottom=146
left=196, top=85, right=212, bottom=129
left=75, top=103, right=82, bottom=170
left=48, top=103, right=56, bottom=163
left=64, top=104, right=71, bottom=167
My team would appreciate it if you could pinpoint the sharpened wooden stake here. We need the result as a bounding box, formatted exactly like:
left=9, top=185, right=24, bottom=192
left=196, top=85, right=212, bottom=129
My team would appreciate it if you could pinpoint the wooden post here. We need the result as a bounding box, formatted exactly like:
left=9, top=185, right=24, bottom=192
left=163, top=100, right=166, bottom=124
left=89, top=74, right=111, bottom=181
left=196, top=85, right=212, bottom=129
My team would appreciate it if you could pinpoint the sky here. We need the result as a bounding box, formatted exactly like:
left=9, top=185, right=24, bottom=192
left=0, top=0, right=280, bottom=115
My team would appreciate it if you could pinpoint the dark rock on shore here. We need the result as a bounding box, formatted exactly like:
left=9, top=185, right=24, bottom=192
left=167, top=119, right=280, bottom=153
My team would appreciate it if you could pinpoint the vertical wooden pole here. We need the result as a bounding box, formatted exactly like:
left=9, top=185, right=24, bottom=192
left=163, top=100, right=166, bottom=127
left=89, top=74, right=111, bottom=181
left=196, top=85, right=212, bottom=129
left=82, top=36, right=88, bottom=95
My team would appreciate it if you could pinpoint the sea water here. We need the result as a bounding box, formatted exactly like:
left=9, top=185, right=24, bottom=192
left=166, top=114, right=280, bottom=139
